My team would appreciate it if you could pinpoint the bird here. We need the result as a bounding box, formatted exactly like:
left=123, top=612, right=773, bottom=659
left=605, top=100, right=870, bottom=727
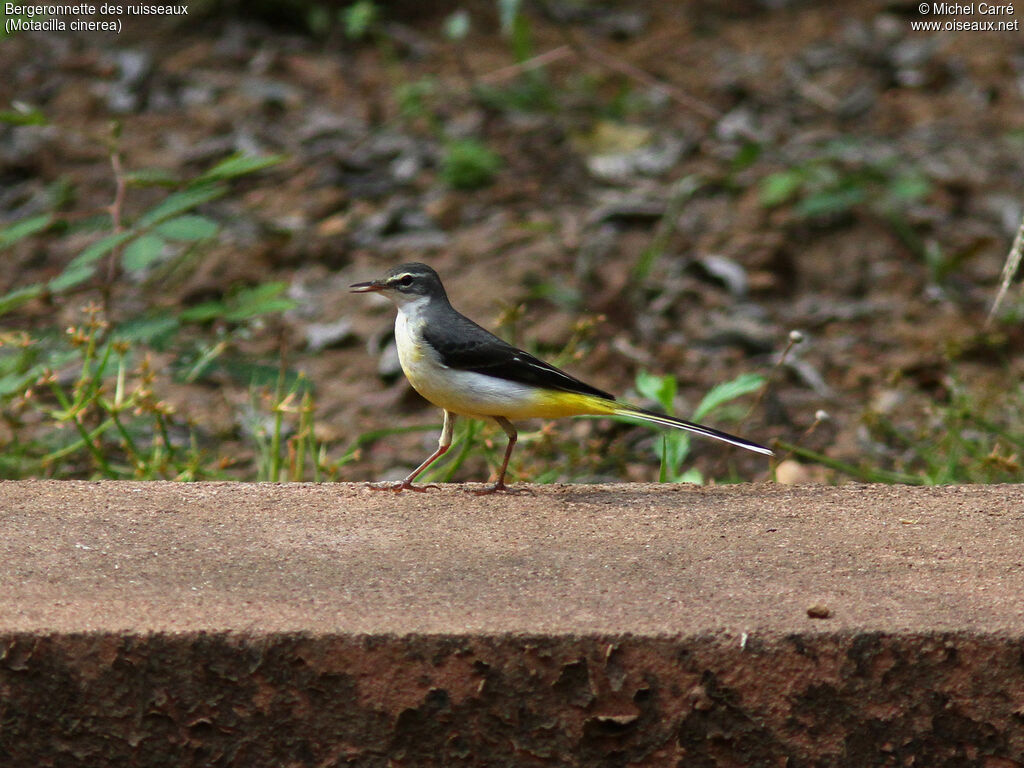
left=350, top=262, right=772, bottom=493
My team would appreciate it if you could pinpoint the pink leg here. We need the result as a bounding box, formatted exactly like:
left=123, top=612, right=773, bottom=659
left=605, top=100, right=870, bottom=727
left=369, top=410, right=455, bottom=493
left=473, top=417, right=518, bottom=495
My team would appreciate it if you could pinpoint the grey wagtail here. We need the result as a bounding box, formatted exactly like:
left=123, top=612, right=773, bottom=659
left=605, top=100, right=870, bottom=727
left=351, top=262, right=772, bottom=493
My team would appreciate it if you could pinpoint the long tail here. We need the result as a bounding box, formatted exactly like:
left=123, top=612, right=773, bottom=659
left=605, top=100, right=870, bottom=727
left=611, top=404, right=773, bottom=456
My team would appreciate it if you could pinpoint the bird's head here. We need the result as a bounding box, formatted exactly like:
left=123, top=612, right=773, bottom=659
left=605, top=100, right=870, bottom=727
left=350, top=262, right=448, bottom=308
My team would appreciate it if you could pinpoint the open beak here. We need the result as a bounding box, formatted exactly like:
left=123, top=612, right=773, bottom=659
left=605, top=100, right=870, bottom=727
left=349, top=279, right=386, bottom=293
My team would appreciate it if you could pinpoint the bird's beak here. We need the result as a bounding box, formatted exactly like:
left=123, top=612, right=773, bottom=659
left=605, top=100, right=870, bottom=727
left=349, top=279, right=386, bottom=293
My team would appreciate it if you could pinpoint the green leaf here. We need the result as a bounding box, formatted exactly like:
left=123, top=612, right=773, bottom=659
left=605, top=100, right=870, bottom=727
left=47, top=229, right=135, bottom=293
left=0, top=214, right=53, bottom=250
left=181, top=351, right=310, bottom=389
left=887, top=172, right=931, bottom=203
left=694, top=373, right=765, bottom=421
left=136, top=183, right=225, bottom=228
left=195, top=153, right=284, bottom=184
left=759, top=170, right=803, bottom=207
left=731, top=141, right=762, bottom=171
left=179, top=282, right=297, bottom=324
left=78, top=230, right=135, bottom=264
left=395, top=78, right=437, bottom=120
left=156, top=215, right=219, bottom=241
left=121, top=234, right=167, bottom=272
left=796, top=186, right=865, bottom=218
left=635, top=370, right=677, bottom=413
left=509, top=11, right=533, bottom=62
left=0, top=106, right=47, bottom=126
left=48, top=265, right=96, bottom=292
left=660, top=431, right=693, bottom=481
left=0, top=283, right=44, bottom=316
left=43, top=228, right=132, bottom=293
left=0, top=371, right=39, bottom=397
left=62, top=230, right=136, bottom=276
left=112, top=313, right=180, bottom=347
left=178, top=300, right=227, bottom=323
left=218, top=359, right=306, bottom=389
left=441, top=139, right=501, bottom=190
left=342, top=0, right=378, bottom=39
left=223, top=282, right=296, bottom=321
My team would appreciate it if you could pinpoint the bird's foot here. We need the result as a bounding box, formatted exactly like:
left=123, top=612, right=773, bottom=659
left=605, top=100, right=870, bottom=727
left=471, top=480, right=529, bottom=496
left=366, top=480, right=438, bottom=493
left=471, top=482, right=506, bottom=496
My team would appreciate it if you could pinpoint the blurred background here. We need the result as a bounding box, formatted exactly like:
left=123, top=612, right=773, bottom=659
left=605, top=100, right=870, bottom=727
left=1, top=0, right=1022, bottom=485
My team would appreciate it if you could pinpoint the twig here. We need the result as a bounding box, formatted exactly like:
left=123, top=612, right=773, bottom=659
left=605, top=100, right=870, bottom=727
left=574, top=41, right=721, bottom=122
left=532, top=0, right=723, bottom=124
left=103, top=125, right=127, bottom=323
left=772, top=409, right=829, bottom=464
left=738, top=330, right=805, bottom=431
left=477, top=30, right=722, bottom=124
left=774, top=440, right=925, bottom=485
left=986, top=209, right=1024, bottom=327
left=479, top=44, right=574, bottom=84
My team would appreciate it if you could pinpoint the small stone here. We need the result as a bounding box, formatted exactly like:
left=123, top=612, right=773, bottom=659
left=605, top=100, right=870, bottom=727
left=317, top=214, right=349, bottom=238
left=390, top=153, right=422, bottom=184
left=807, top=604, right=831, bottom=619
left=305, top=318, right=353, bottom=352
left=686, top=684, right=714, bottom=711
left=697, top=254, right=748, bottom=297
left=592, top=713, right=639, bottom=725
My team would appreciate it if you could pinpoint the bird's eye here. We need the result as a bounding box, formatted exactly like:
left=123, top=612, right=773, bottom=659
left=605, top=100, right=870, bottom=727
left=396, top=274, right=414, bottom=288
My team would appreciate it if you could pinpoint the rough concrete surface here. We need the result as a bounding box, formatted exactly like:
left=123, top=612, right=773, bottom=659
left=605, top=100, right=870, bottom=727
left=1, top=480, right=1023, bottom=766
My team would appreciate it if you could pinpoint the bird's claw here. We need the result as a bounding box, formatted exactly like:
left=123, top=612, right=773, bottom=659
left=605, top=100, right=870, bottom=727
left=367, top=481, right=439, bottom=493
left=470, top=481, right=528, bottom=496
left=471, top=484, right=505, bottom=496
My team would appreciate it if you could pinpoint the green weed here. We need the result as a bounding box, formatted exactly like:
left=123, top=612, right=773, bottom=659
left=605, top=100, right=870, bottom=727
left=341, top=0, right=378, bottom=39
left=0, top=145, right=283, bottom=322
left=759, top=140, right=942, bottom=279
left=782, top=376, right=1022, bottom=485
left=0, top=128, right=310, bottom=480
left=0, top=307, right=217, bottom=479
left=759, top=142, right=931, bottom=220
left=631, top=370, right=767, bottom=483
left=440, top=139, right=503, bottom=191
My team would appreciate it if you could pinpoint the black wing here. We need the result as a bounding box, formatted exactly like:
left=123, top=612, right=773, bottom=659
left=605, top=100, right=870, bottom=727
left=423, top=309, right=615, bottom=401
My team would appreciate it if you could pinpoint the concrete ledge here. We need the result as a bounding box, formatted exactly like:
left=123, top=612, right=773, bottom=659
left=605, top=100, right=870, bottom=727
left=2, top=481, right=1023, bottom=765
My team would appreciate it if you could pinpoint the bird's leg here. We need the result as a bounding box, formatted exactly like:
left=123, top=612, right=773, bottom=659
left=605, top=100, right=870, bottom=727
left=473, top=417, right=518, bottom=495
left=369, top=410, right=455, bottom=493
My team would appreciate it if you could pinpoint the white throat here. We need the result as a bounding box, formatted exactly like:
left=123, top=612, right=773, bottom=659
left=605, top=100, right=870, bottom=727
left=393, top=294, right=434, bottom=374
left=393, top=293, right=432, bottom=321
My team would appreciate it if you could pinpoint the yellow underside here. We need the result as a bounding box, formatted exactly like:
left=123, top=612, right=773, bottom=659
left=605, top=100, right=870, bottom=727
left=488, top=391, right=621, bottom=420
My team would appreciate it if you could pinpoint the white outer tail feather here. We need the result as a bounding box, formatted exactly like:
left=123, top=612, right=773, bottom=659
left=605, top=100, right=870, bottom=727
left=612, top=405, right=774, bottom=456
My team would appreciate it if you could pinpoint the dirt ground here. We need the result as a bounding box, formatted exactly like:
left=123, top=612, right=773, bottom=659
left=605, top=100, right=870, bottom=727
left=1, top=0, right=1022, bottom=483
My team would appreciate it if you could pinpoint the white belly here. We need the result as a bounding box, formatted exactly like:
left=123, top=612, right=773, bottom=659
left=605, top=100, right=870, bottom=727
left=394, top=311, right=542, bottom=418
